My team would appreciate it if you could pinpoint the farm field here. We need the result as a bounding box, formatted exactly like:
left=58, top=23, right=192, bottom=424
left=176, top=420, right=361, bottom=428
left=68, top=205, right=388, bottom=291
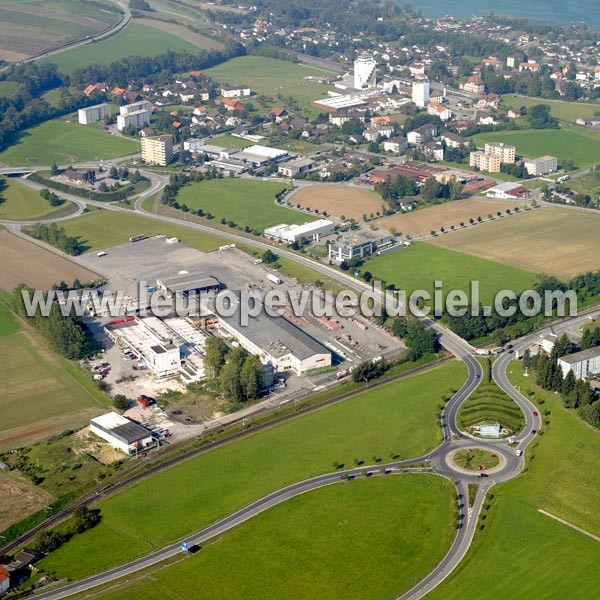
left=0, top=118, right=139, bottom=166
left=502, top=95, right=600, bottom=123
left=203, top=56, right=334, bottom=118
left=429, top=207, right=600, bottom=281
left=427, top=362, right=600, bottom=599
left=0, top=472, right=52, bottom=532
left=0, top=229, right=98, bottom=291
left=132, top=18, right=223, bottom=50
left=472, top=126, right=600, bottom=169
left=39, top=361, right=466, bottom=579
left=40, top=23, right=198, bottom=72
left=291, top=184, right=385, bottom=221
left=366, top=242, right=537, bottom=307
left=174, top=178, right=315, bottom=232
left=0, top=304, right=104, bottom=450
left=0, top=177, right=77, bottom=221
left=376, top=198, right=518, bottom=238
left=88, top=477, right=455, bottom=600
left=0, top=0, right=121, bottom=62
left=57, top=210, right=227, bottom=253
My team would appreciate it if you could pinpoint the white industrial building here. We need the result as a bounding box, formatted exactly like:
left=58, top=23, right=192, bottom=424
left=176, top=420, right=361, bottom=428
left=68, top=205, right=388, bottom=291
left=264, top=219, right=335, bottom=244
left=207, top=295, right=332, bottom=375
left=116, top=100, right=152, bottom=131
left=354, top=54, right=377, bottom=90
left=233, top=144, right=288, bottom=167
left=558, top=346, right=600, bottom=380
left=104, top=315, right=210, bottom=382
left=412, top=81, right=430, bottom=108
left=78, top=103, right=110, bottom=125
left=90, top=412, right=154, bottom=455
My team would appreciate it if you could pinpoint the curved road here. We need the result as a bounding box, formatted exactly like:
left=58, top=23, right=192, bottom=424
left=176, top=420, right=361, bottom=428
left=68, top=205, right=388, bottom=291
left=2, top=168, right=553, bottom=599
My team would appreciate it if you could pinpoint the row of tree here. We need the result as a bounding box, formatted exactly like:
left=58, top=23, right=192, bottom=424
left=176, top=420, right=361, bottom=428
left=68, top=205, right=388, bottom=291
left=34, top=507, right=101, bottom=554
left=22, top=222, right=85, bottom=256
left=39, top=188, right=65, bottom=207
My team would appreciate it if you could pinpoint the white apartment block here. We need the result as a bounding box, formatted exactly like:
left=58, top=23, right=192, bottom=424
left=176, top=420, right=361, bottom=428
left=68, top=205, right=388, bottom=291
left=116, top=100, right=152, bottom=131
left=141, top=134, right=174, bottom=166
left=412, top=80, right=429, bottom=108
left=354, top=54, right=377, bottom=90
left=484, top=142, right=516, bottom=164
left=523, top=155, right=558, bottom=176
left=78, top=103, right=110, bottom=125
left=220, top=85, right=251, bottom=98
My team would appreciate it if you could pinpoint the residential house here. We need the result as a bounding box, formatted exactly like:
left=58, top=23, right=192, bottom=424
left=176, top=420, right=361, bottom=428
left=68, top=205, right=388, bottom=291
left=440, top=132, right=468, bottom=148
left=507, top=108, right=521, bottom=119
left=406, top=123, right=437, bottom=144
left=427, top=101, right=452, bottom=121
left=423, top=141, right=444, bottom=162
left=462, top=75, right=485, bottom=95
left=363, top=128, right=381, bottom=142
left=83, top=82, right=107, bottom=96
left=0, top=566, right=9, bottom=596
left=383, top=135, right=408, bottom=154
left=222, top=98, right=244, bottom=111
left=576, top=117, right=600, bottom=127
left=220, top=84, right=251, bottom=98
left=269, top=107, right=289, bottom=123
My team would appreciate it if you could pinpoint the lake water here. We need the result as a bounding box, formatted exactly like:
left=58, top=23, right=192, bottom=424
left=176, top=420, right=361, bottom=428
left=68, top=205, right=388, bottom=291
left=411, top=0, right=599, bottom=29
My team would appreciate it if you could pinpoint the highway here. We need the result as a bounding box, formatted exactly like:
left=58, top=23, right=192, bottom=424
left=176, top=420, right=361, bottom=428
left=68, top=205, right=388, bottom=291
left=0, top=166, right=564, bottom=600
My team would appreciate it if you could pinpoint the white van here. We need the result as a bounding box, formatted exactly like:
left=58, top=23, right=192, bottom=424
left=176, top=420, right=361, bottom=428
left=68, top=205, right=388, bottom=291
left=515, top=449, right=523, bottom=457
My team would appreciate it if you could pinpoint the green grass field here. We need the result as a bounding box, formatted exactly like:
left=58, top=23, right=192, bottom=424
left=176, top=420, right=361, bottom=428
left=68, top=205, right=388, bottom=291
left=502, top=95, right=600, bottom=123
left=203, top=56, right=334, bottom=118
left=209, top=134, right=255, bottom=148
left=0, top=118, right=139, bottom=166
left=57, top=210, right=227, bottom=252
left=39, top=361, right=466, bottom=579
left=0, top=81, right=19, bottom=97
left=472, top=126, right=600, bottom=169
left=0, top=177, right=77, bottom=220
left=175, top=178, right=315, bottom=232
left=366, top=243, right=537, bottom=307
left=0, top=310, right=104, bottom=444
left=88, top=476, right=455, bottom=600
left=40, top=23, right=198, bottom=72
left=427, top=361, right=600, bottom=599
left=458, top=359, right=524, bottom=435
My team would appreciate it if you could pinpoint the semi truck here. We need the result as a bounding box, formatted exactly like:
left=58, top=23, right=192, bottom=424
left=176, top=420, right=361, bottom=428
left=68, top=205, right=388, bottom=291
left=267, top=273, right=283, bottom=285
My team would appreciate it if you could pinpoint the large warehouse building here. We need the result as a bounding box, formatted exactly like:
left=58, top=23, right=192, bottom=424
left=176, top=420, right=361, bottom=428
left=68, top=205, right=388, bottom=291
left=208, top=295, right=331, bottom=375
left=90, top=412, right=154, bottom=455
left=156, top=273, right=220, bottom=297
left=264, top=219, right=335, bottom=244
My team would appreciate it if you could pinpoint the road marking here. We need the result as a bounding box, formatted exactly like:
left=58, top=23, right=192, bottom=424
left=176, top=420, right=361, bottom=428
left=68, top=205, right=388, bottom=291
left=538, top=509, right=600, bottom=542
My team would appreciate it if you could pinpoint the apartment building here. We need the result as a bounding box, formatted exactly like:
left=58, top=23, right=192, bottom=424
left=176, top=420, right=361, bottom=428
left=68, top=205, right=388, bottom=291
left=469, top=150, right=501, bottom=173
left=78, top=103, right=110, bottom=125
left=141, top=134, right=174, bottom=166
left=484, top=142, right=516, bottom=164
left=116, top=100, right=152, bottom=131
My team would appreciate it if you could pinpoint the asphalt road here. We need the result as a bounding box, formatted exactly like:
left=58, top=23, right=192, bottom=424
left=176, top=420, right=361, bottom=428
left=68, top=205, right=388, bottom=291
left=1, top=165, right=574, bottom=600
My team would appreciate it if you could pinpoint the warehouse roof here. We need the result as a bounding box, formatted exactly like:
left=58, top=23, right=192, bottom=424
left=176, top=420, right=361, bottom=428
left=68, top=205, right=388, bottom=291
left=157, top=273, right=220, bottom=294
left=91, top=412, right=152, bottom=444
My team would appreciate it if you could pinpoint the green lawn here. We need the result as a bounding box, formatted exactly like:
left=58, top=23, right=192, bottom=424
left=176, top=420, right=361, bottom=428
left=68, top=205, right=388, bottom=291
left=39, top=361, right=466, bottom=580
left=502, top=95, right=600, bottom=123
left=0, top=118, right=139, bottom=166
left=472, top=126, right=600, bottom=169
left=427, top=361, right=600, bottom=599
left=57, top=210, right=227, bottom=252
left=0, top=177, right=77, bottom=220
left=175, top=178, right=315, bottom=232
left=209, top=134, right=255, bottom=148
left=458, top=359, right=524, bottom=435
left=0, top=316, right=104, bottom=443
left=204, top=56, right=334, bottom=118
left=89, top=476, right=455, bottom=600
left=40, top=23, right=198, bottom=72
left=366, top=242, right=537, bottom=307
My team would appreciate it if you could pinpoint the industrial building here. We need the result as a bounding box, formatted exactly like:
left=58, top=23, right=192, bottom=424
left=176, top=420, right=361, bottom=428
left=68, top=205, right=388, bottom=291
left=156, top=272, right=220, bottom=296
left=311, top=95, right=368, bottom=113
left=354, top=54, right=377, bottom=89
left=485, top=181, right=529, bottom=199
left=328, top=231, right=393, bottom=262
left=104, top=316, right=210, bottom=382
left=264, top=219, right=335, bottom=244
left=116, top=100, right=152, bottom=131
left=277, top=157, right=315, bottom=177
left=208, top=295, right=332, bottom=375
left=232, top=144, right=288, bottom=167
left=558, top=346, right=600, bottom=380
left=90, top=412, right=155, bottom=455
left=78, top=103, right=110, bottom=125
left=523, top=155, right=558, bottom=176
left=141, top=134, right=174, bottom=166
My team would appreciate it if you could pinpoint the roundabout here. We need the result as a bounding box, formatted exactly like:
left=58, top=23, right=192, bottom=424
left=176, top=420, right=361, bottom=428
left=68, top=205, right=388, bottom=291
left=448, top=447, right=505, bottom=475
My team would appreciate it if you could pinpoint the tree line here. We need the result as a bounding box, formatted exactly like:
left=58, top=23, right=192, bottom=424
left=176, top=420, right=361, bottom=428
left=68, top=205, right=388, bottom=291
left=22, top=222, right=85, bottom=256
left=523, top=331, right=600, bottom=429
